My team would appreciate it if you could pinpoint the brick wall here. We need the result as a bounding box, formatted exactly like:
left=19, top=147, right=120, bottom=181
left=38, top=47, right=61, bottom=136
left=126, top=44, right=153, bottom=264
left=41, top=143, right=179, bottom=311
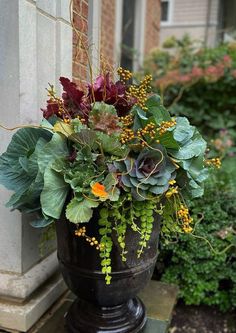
left=72, top=0, right=161, bottom=80
left=145, top=0, right=160, bottom=54
left=100, top=0, right=116, bottom=70
left=73, top=0, right=89, bottom=84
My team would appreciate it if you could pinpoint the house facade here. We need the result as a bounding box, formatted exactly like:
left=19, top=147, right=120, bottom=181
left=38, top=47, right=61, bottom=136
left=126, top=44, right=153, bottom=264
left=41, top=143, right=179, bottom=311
left=160, top=0, right=220, bottom=46
left=0, top=1, right=160, bottom=332
left=160, top=0, right=236, bottom=46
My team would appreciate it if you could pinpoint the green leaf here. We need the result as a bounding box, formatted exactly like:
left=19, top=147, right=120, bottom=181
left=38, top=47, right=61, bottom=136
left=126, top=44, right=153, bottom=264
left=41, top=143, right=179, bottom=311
left=0, top=128, right=51, bottom=193
left=40, top=118, right=54, bottom=132
left=173, top=117, right=195, bottom=144
left=96, top=132, right=129, bottom=157
left=71, top=118, right=88, bottom=132
left=69, top=129, right=97, bottom=148
left=146, top=94, right=171, bottom=124
left=103, top=173, right=118, bottom=190
left=31, top=217, right=54, bottom=228
left=108, top=187, right=120, bottom=201
left=89, top=102, right=121, bottom=135
left=66, top=197, right=99, bottom=223
left=160, top=131, right=180, bottom=149
left=53, top=121, right=74, bottom=137
left=170, top=135, right=206, bottom=160
left=38, top=133, right=69, bottom=174
left=41, top=167, right=69, bottom=219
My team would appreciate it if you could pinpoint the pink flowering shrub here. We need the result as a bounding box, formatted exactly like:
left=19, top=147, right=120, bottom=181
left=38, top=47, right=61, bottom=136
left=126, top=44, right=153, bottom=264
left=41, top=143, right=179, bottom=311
left=143, top=36, right=236, bottom=146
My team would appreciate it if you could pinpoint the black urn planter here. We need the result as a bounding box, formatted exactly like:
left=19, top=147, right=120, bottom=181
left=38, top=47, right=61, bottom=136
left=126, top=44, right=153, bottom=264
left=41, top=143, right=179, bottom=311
left=55, top=210, right=161, bottom=333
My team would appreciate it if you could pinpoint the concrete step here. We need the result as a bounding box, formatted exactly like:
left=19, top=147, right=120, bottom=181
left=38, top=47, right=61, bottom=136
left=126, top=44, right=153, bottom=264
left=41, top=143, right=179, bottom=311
left=29, top=280, right=178, bottom=333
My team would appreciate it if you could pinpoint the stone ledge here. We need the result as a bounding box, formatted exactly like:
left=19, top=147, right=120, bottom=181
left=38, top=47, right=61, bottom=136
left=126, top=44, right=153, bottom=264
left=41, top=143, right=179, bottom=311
left=0, top=252, right=59, bottom=301
left=139, top=280, right=179, bottom=322
left=0, top=273, right=67, bottom=332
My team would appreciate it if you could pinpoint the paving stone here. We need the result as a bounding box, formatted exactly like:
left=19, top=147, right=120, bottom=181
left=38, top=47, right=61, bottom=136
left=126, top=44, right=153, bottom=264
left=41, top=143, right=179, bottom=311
left=31, top=280, right=178, bottom=333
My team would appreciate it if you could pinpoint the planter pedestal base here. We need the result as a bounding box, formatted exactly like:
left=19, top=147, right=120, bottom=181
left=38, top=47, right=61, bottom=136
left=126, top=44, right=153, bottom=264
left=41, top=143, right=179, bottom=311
left=65, top=297, right=146, bottom=333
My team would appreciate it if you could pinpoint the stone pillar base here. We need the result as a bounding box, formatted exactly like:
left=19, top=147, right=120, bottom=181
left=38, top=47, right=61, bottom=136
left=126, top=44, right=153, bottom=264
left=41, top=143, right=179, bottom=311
left=0, top=273, right=67, bottom=332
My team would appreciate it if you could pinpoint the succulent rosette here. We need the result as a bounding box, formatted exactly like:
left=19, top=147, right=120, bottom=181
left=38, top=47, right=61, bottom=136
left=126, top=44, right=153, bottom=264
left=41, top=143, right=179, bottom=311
left=114, top=147, right=176, bottom=200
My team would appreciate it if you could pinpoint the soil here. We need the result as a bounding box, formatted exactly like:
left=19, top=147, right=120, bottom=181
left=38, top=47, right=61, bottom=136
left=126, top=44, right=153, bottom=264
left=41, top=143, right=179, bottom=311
left=169, top=302, right=236, bottom=333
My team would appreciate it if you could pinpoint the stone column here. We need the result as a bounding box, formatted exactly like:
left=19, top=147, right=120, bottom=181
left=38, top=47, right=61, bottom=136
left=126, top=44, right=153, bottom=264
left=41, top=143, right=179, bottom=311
left=0, top=0, right=72, bottom=331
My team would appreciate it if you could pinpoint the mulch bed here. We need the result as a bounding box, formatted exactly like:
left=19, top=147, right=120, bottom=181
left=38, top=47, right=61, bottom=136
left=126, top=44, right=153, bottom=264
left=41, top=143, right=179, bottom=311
left=169, top=302, right=236, bottom=333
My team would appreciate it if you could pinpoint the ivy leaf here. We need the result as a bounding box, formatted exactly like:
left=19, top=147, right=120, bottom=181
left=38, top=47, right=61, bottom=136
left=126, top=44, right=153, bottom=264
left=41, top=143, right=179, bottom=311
left=71, top=118, right=87, bottom=132
left=41, top=167, right=69, bottom=219
left=103, top=173, right=118, bottom=190
left=108, top=187, right=120, bottom=201
left=69, top=129, right=97, bottom=148
left=66, top=197, right=99, bottom=223
left=103, top=173, right=120, bottom=201
left=97, top=132, right=129, bottom=157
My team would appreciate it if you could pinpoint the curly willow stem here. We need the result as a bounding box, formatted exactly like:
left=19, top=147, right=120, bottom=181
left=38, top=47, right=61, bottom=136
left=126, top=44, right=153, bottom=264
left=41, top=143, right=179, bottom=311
left=189, top=233, right=235, bottom=255
left=0, top=123, right=53, bottom=132
left=69, top=0, right=95, bottom=103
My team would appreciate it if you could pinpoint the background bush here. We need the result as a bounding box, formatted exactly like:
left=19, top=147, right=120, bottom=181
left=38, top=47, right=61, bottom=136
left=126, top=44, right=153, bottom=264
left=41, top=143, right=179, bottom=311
left=156, top=158, right=236, bottom=312
left=143, top=36, right=236, bottom=311
left=144, top=36, right=236, bottom=143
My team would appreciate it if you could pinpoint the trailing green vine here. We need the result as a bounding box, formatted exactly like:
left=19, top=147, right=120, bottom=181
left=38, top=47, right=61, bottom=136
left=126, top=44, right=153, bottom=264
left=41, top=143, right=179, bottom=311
left=133, top=201, right=156, bottom=258
left=98, top=196, right=163, bottom=284
left=98, top=207, right=113, bottom=285
left=113, top=203, right=128, bottom=262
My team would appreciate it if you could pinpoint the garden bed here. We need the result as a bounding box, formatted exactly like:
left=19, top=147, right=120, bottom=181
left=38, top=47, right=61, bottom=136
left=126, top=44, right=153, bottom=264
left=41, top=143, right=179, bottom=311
left=169, top=302, right=236, bottom=333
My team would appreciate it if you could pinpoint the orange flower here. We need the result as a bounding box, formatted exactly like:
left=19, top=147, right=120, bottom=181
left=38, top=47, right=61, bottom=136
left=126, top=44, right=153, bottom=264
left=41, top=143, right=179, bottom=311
left=91, top=182, right=108, bottom=199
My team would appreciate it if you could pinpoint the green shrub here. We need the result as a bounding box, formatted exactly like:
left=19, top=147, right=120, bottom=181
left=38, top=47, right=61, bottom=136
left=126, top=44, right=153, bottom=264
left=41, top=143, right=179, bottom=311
left=143, top=36, right=236, bottom=142
left=157, top=158, right=236, bottom=312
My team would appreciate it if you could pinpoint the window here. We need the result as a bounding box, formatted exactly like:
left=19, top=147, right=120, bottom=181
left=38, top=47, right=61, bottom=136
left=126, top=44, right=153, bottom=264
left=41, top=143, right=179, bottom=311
left=161, top=1, right=169, bottom=22
left=115, top=0, right=146, bottom=71
left=161, top=0, right=173, bottom=25
left=120, top=0, right=136, bottom=70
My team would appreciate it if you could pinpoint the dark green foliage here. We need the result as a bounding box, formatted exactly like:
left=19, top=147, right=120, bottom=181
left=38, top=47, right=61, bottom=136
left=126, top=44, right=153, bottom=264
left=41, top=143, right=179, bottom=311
left=157, top=158, right=236, bottom=312
left=143, top=37, right=236, bottom=141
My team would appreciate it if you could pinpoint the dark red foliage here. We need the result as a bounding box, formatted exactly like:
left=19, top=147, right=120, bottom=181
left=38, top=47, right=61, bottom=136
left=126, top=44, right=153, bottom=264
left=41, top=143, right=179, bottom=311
left=59, top=77, right=91, bottom=120
left=60, top=77, right=84, bottom=108
left=41, top=100, right=60, bottom=119
left=41, top=73, right=135, bottom=120
left=87, top=74, right=135, bottom=116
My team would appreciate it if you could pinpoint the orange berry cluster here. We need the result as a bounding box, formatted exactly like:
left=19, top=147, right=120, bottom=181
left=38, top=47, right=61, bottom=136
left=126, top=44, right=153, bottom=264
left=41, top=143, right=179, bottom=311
left=205, top=157, right=221, bottom=169
left=127, top=75, right=152, bottom=111
left=165, top=186, right=178, bottom=198
left=75, top=226, right=103, bottom=250
left=137, top=122, right=156, bottom=140
left=120, top=128, right=135, bottom=144
left=158, top=120, right=177, bottom=136
left=117, top=67, right=132, bottom=83
left=47, top=84, right=71, bottom=123
left=120, top=115, right=133, bottom=127
left=177, top=205, right=193, bottom=233
left=76, top=115, right=86, bottom=124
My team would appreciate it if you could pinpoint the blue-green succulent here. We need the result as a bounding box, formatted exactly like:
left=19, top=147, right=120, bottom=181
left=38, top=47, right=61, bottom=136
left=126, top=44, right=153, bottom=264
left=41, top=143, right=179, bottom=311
left=114, top=146, right=176, bottom=200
